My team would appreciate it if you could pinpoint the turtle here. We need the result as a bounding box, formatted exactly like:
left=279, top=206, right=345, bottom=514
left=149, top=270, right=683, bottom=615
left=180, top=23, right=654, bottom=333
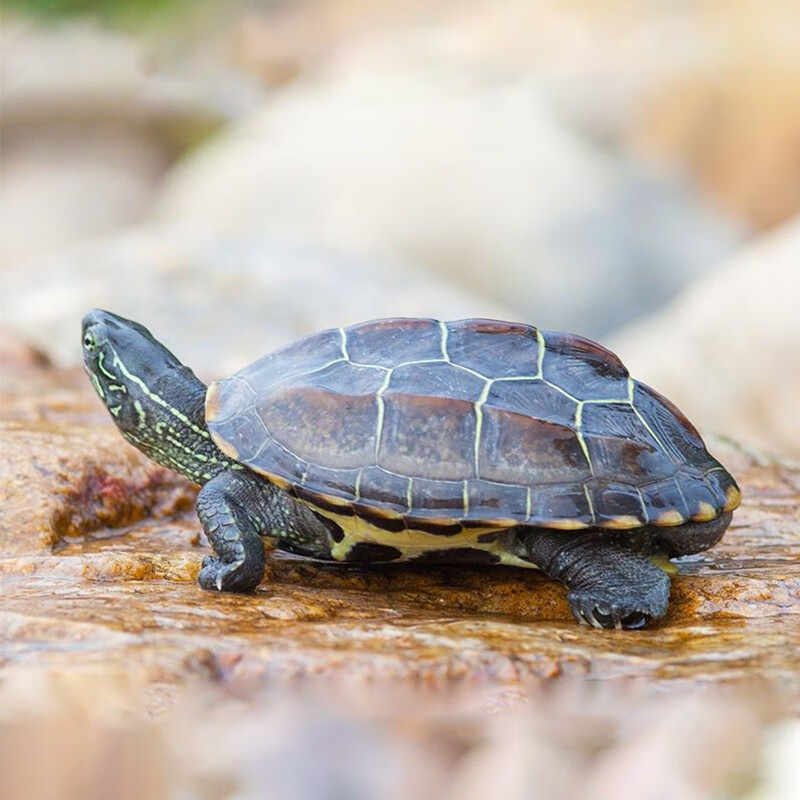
left=81, top=309, right=740, bottom=629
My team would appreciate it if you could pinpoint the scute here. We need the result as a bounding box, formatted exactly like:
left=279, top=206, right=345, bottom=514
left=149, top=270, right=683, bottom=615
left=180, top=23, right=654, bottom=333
left=263, top=387, right=376, bottom=469
left=445, top=319, right=540, bottom=378
left=379, top=393, right=477, bottom=480
left=347, top=318, right=442, bottom=367
left=542, top=331, right=629, bottom=401
left=486, top=380, right=576, bottom=427
left=207, top=318, right=740, bottom=532
left=478, top=409, right=590, bottom=484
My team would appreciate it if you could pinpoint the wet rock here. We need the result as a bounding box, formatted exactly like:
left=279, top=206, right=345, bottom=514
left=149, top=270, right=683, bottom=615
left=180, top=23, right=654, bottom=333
left=0, top=384, right=798, bottom=697
left=156, top=51, right=740, bottom=337
left=0, top=227, right=514, bottom=376
left=611, top=219, right=800, bottom=459
left=0, top=419, right=195, bottom=556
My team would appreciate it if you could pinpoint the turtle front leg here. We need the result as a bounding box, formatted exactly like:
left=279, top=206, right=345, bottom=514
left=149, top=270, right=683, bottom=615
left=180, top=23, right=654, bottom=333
left=195, top=469, right=341, bottom=592
left=195, top=470, right=268, bottom=592
left=522, top=530, right=670, bottom=629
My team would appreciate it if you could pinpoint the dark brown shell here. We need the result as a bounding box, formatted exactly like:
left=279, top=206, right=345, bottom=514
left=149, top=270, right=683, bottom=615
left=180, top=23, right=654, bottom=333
left=206, top=319, right=740, bottom=531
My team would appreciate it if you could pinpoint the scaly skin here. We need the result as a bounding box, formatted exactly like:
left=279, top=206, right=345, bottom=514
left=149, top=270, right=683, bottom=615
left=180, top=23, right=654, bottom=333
left=82, top=309, right=725, bottom=629
left=196, top=469, right=338, bottom=592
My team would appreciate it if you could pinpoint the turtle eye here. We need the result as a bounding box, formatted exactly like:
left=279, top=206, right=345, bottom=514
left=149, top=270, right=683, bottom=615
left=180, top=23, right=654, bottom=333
left=83, top=332, right=96, bottom=351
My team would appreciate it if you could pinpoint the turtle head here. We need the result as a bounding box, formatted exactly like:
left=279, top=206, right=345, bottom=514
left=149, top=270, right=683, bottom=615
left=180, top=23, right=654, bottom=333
left=82, top=309, right=224, bottom=483
left=82, top=309, right=187, bottom=405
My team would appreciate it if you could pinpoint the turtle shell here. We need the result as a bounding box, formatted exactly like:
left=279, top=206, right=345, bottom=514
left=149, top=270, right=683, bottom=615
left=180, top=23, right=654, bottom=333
left=206, top=318, right=740, bottom=532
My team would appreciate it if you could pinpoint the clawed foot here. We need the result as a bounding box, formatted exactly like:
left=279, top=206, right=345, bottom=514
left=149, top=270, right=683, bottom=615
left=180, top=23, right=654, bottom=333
left=198, top=555, right=263, bottom=593
left=567, top=590, right=666, bottom=630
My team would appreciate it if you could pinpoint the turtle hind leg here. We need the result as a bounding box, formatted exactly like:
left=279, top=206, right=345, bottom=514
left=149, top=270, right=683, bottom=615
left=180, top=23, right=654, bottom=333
left=520, top=529, right=670, bottom=630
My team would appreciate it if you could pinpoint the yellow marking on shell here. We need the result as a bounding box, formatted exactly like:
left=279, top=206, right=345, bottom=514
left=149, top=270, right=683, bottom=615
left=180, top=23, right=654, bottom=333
left=315, top=510, right=476, bottom=551
left=330, top=536, right=353, bottom=561
left=408, top=515, right=463, bottom=528
left=483, top=546, right=539, bottom=569
left=359, top=504, right=403, bottom=521
left=525, top=487, right=532, bottom=521
left=601, top=515, right=643, bottom=530
left=210, top=429, right=240, bottom=461
left=462, top=481, right=469, bottom=516
left=310, top=504, right=540, bottom=568
left=692, top=502, right=718, bottom=522
left=338, top=327, right=350, bottom=360
left=487, top=518, right=525, bottom=528
left=473, top=380, right=492, bottom=476
left=374, top=368, right=392, bottom=460
left=724, top=485, right=741, bottom=511
left=583, top=485, right=596, bottom=523
left=573, top=402, right=594, bottom=474
left=245, top=466, right=292, bottom=490
left=542, top=518, right=590, bottom=531
left=542, top=378, right=580, bottom=403
left=439, top=321, right=450, bottom=361
left=535, top=329, right=545, bottom=377
left=315, top=490, right=351, bottom=507
left=635, top=488, right=649, bottom=523
left=653, top=509, right=686, bottom=526
left=205, top=382, right=222, bottom=422
left=627, top=377, right=675, bottom=463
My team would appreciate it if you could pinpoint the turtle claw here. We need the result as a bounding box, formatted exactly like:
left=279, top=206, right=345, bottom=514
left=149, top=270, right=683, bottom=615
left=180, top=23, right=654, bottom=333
left=568, top=592, right=657, bottom=631
left=198, top=555, right=262, bottom=593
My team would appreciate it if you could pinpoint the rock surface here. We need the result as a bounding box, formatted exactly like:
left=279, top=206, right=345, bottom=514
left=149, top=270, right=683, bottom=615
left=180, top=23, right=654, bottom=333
left=0, top=227, right=514, bottom=377
left=1, top=376, right=798, bottom=700
left=611, top=218, right=800, bottom=460
left=156, top=52, right=740, bottom=337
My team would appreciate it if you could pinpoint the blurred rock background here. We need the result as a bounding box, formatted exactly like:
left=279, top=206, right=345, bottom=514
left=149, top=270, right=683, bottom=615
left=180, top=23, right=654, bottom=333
left=1, top=1, right=799, bottom=797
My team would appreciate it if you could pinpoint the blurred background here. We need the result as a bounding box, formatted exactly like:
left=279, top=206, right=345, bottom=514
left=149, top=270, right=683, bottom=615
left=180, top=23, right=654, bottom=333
left=1, top=0, right=799, bottom=456
left=1, top=2, right=799, bottom=798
